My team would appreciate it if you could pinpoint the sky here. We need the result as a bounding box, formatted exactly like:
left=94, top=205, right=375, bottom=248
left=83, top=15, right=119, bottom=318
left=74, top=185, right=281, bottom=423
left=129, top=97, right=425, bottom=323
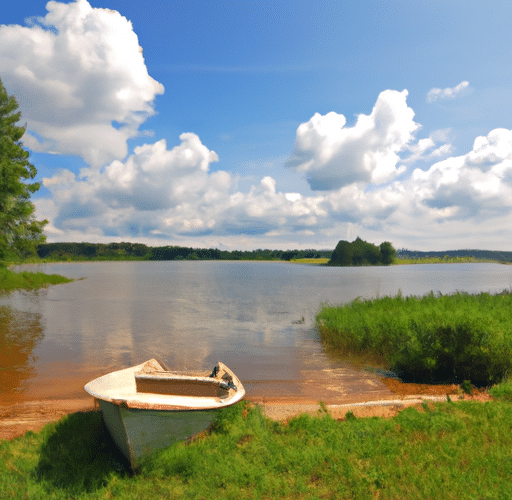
left=2, top=0, right=512, bottom=252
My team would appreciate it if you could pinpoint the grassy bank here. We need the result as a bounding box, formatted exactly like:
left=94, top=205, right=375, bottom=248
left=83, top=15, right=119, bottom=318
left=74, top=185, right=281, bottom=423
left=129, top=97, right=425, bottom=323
left=316, top=291, right=512, bottom=385
left=290, top=257, right=329, bottom=265
left=395, top=255, right=502, bottom=265
left=2, top=397, right=512, bottom=499
left=0, top=266, right=72, bottom=292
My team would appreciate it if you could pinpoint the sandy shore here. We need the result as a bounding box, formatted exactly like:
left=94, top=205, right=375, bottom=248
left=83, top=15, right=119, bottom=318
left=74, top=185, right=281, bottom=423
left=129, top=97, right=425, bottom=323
left=250, top=378, right=491, bottom=421
left=0, top=378, right=491, bottom=440
left=0, top=398, right=95, bottom=440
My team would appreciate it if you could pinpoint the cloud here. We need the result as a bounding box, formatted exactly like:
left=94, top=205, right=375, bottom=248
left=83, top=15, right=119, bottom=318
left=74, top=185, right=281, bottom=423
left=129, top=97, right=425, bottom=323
left=41, top=133, right=221, bottom=228
left=403, top=130, right=453, bottom=164
left=427, top=81, right=470, bottom=103
left=36, top=133, right=330, bottom=242
left=0, top=0, right=164, bottom=167
left=413, top=128, right=512, bottom=220
left=304, top=127, right=512, bottom=249
left=34, top=126, right=512, bottom=250
left=306, top=127, right=512, bottom=242
left=285, top=90, right=418, bottom=190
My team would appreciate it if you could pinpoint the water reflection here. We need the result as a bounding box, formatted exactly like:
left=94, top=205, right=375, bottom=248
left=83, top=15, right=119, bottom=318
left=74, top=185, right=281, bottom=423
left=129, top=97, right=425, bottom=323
left=0, top=305, right=44, bottom=400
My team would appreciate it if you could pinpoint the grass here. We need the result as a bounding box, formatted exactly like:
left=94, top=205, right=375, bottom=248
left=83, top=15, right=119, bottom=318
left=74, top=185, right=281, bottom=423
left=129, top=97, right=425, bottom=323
left=0, top=266, right=73, bottom=292
left=290, top=258, right=329, bottom=265
left=2, top=397, right=512, bottom=499
left=489, top=376, right=512, bottom=401
left=394, top=255, right=502, bottom=265
left=316, top=290, right=512, bottom=385
left=291, top=255, right=501, bottom=266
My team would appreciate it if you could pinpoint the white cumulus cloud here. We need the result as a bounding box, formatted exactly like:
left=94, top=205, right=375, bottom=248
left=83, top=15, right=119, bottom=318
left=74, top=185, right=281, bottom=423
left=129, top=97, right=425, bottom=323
left=286, top=90, right=418, bottom=190
left=403, top=130, right=453, bottom=164
left=411, top=128, right=512, bottom=220
left=36, top=133, right=330, bottom=242
left=34, top=126, right=512, bottom=250
left=427, top=81, right=470, bottom=103
left=0, top=0, right=164, bottom=167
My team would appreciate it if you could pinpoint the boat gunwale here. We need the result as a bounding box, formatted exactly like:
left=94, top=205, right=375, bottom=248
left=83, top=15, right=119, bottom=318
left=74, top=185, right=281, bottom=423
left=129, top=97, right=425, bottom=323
left=84, top=359, right=245, bottom=411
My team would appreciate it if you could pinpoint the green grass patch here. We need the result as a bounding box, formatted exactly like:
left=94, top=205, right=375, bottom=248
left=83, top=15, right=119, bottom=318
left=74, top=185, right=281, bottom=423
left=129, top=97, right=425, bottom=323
left=489, top=377, right=512, bottom=401
left=2, top=400, right=512, bottom=499
left=0, top=266, right=72, bottom=292
left=316, top=291, right=512, bottom=385
left=290, top=258, right=329, bottom=265
left=394, top=255, right=500, bottom=264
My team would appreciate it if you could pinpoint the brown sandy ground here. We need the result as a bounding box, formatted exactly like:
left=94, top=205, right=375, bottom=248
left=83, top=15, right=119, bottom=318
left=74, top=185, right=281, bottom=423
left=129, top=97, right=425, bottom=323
left=251, top=378, right=492, bottom=421
left=0, top=399, right=95, bottom=440
left=0, top=378, right=492, bottom=440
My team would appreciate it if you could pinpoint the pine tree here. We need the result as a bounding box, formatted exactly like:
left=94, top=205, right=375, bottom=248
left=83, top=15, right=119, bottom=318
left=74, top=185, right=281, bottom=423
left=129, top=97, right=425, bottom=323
left=0, top=77, right=46, bottom=260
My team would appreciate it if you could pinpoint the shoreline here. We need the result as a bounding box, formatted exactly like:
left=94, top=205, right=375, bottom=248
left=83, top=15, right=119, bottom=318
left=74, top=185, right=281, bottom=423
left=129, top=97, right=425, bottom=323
left=0, top=397, right=95, bottom=440
left=0, top=378, right=491, bottom=441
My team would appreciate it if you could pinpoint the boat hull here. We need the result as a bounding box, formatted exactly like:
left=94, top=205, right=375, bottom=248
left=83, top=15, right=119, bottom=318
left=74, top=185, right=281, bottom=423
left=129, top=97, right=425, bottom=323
left=99, top=399, right=218, bottom=467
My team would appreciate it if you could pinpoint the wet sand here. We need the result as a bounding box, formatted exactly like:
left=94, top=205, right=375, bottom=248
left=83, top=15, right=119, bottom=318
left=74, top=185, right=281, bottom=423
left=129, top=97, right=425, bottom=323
left=0, top=370, right=491, bottom=440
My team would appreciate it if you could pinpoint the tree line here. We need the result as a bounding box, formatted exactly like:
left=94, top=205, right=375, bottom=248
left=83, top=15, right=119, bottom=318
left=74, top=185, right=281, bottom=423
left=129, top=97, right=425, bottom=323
left=396, top=248, right=512, bottom=262
left=36, top=242, right=333, bottom=262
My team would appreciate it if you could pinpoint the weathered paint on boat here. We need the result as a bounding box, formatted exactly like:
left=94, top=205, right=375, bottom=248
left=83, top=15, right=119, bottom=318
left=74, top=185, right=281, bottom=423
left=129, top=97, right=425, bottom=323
left=84, top=359, right=245, bottom=468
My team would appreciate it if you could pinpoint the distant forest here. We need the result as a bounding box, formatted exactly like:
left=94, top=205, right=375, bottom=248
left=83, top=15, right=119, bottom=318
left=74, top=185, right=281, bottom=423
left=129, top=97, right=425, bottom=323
left=36, top=242, right=332, bottom=262
left=35, top=242, right=512, bottom=263
left=397, top=248, right=512, bottom=262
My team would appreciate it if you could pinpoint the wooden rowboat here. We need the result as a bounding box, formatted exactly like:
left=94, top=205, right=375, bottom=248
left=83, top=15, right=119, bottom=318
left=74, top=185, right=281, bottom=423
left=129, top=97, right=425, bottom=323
left=84, top=359, right=245, bottom=468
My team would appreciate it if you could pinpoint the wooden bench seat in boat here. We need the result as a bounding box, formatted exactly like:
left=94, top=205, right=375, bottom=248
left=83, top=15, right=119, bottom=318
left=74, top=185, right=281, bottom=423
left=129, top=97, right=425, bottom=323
left=134, top=371, right=231, bottom=398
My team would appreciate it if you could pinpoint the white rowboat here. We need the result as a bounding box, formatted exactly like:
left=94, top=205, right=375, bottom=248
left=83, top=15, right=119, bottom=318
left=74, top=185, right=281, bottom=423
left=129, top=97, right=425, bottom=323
left=84, top=359, right=245, bottom=468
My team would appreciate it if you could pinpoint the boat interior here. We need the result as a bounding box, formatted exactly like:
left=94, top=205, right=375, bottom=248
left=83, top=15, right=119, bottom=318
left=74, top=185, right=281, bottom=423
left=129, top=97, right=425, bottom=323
left=134, top=359, right=237, bottom=399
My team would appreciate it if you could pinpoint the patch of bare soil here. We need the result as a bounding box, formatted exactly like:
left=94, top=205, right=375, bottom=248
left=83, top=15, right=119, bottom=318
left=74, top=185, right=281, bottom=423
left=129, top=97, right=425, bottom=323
left=382, top=377, right=492, bottom=401
left=255, top=377, right=493, bottom=422
left=381, top=377, right=460, bottom=396
left=0, top=398, right=95, bottom=440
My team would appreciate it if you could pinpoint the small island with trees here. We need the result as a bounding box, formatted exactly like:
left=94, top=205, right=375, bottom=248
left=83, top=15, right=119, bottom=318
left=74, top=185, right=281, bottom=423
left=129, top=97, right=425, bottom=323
left=327, top=237, right=396, bottom=266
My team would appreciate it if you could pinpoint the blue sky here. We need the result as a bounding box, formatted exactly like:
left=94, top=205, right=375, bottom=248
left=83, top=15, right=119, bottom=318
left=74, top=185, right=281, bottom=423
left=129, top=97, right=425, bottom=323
left=2, top=0, right=512, bottom=251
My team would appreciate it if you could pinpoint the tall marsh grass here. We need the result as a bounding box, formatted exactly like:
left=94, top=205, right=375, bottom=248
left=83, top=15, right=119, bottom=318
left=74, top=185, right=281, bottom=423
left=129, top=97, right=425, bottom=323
left=394, top=255, right=497, bottom=264
left=316, top=291, right=512, bottom=385
left=0, top=266, right=72, bottom=292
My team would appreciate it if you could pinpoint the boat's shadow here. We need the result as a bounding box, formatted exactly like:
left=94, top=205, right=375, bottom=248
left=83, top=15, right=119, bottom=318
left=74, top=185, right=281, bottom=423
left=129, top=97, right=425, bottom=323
left=35, top=410, right=130, bottom=494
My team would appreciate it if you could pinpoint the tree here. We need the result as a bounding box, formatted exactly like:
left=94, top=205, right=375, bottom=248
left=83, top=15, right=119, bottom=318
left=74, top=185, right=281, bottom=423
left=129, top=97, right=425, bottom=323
left=352, top=237, right=380, bottom=265
left=379, top=241, right=396, bottom=265
left=328, top=240, right=353, bottom=266
left=0, top=78, right=46, bottom=260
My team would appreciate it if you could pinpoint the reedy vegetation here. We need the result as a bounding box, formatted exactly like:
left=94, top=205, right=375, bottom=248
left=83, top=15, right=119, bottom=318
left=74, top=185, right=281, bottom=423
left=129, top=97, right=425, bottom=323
left=316, top=291, right=512, bottom=385
left=2, top=398, right=512, bottom=499
left=396, top=255, right=505, bottom=264
left=0, top=265, right=72, bottom=292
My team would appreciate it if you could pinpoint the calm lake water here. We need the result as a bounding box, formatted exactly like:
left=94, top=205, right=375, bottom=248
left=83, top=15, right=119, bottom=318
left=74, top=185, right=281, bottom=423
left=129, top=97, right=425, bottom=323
left=2, top=261, right=512, bottom=405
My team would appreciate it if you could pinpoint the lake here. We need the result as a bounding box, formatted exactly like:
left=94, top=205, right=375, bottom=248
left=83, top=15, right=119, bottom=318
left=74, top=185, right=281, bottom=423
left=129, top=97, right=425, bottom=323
left=2, top=261, right=512, bottom=407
